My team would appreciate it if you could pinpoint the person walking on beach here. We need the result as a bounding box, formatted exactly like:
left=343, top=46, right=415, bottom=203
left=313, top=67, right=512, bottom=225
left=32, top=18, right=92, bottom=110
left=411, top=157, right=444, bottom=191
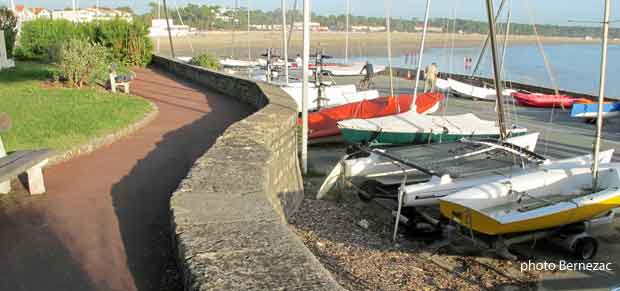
left=359, top=61, right=375, bottom=89
left=424, top=62, right=438, bottom=92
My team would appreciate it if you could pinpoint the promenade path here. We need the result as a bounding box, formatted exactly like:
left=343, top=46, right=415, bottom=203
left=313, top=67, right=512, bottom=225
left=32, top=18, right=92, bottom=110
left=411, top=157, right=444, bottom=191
left=0, top=68, right=253, bottom=291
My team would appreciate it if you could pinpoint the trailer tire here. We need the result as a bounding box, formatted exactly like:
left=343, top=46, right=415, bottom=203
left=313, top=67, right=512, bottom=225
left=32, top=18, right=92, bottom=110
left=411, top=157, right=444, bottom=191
left=574, top=236, right=598, bottom=260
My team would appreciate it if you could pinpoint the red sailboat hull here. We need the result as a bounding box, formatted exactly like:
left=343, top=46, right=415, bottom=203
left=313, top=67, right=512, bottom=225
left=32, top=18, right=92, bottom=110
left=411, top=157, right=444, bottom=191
left=302, top=92, right=444, bottom=139
left=511, top=92, right=586, bottom=108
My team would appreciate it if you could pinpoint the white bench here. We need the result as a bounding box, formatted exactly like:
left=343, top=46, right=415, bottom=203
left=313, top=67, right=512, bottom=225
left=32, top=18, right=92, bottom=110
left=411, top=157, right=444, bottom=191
left=109, top=72, right=131, bottom=94
left=0, top=115, right=54, bottom=195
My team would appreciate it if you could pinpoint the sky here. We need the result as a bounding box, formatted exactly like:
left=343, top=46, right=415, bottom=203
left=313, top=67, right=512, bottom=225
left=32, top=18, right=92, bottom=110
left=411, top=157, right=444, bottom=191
left=7, top=0, right=619, bottom=26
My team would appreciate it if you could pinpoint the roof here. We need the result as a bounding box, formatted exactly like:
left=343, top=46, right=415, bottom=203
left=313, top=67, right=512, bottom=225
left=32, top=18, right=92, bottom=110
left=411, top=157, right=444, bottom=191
left=14, top=5, right=25, bottom=12
left=32, top=8, right=48, bottom=15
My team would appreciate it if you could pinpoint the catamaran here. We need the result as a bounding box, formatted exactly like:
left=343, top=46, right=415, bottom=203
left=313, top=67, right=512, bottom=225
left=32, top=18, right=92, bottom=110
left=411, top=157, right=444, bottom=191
left=317, top=133, right=541, bottom=200
left=439, top=0, right=620, bottom=260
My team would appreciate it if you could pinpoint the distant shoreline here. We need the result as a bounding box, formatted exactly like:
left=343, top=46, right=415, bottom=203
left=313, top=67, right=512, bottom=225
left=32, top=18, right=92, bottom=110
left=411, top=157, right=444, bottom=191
left=152, top=31, right=619, bottom=58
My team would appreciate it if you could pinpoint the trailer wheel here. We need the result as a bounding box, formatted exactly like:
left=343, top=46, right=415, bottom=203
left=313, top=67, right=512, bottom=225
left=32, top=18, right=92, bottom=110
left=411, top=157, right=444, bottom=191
left=574, top=236, right=598, bottom=260
left=358, top=181, right=380, bottom=202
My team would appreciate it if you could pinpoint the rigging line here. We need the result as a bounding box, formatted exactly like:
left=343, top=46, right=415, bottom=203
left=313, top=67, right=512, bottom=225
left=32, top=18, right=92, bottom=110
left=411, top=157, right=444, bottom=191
left=471, top=0, right=508, bottom=78
left=525, top=0, right=559, bottom=156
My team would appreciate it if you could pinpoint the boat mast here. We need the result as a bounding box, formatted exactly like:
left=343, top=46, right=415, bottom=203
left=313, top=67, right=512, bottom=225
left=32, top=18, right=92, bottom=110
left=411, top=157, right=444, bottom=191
left=484, top=0, right=508, bottom=140
left=412, top=0, right=432, bottom=108
left=162, top=0, right=175, bottom=58
left=592, top=0, right=611, bottom=191
left=281, top=0, right=289, bottom=84
left=301, top=0, right=311, bottom=174
left=247, top=0, right=251, bottom=60
left=345, top=0, right=350, bottom=64
left=385, top=0, right=394, bottom=98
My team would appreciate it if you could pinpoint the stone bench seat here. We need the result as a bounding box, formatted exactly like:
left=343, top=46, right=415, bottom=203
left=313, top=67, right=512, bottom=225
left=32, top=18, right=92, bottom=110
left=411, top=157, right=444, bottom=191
left=0, top=149, right=55, bottom=195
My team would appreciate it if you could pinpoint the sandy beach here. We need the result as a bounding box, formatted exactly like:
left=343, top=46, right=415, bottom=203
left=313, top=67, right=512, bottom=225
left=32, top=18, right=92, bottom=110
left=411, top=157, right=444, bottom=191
left=152, top=31, right=619, bottom=58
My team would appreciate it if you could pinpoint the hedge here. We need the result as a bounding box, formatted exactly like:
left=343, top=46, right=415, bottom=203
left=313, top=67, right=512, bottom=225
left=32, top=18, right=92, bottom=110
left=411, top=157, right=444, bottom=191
left=15, top=18, right=153, bottom=66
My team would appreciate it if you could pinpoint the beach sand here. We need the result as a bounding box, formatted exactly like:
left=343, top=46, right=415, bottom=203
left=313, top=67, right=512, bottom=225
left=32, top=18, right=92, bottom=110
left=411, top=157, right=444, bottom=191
left=152, top=31, right=618, bottom=59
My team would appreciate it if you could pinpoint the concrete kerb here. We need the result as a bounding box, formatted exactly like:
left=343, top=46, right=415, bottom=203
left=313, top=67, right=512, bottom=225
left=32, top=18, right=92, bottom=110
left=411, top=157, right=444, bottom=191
left=152, top=55, right=344, bottom=291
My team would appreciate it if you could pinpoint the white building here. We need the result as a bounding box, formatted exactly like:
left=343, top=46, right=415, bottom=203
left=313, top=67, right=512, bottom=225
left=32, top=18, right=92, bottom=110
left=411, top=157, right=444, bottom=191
left=12, top=5, right=131, bottom=23
left=51, top=8, right=132, bottom=23
left=149, top=19, right=195, bottom=37
left=351, top=25, right=386, bottom=32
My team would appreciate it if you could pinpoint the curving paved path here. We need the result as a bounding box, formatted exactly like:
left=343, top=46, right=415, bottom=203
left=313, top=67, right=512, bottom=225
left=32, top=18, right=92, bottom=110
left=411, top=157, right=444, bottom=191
left=0, top=68, right=253, bottom=291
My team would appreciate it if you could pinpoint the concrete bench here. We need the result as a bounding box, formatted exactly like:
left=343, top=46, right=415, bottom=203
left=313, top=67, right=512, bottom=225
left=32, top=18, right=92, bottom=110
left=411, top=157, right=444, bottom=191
left=0, top=114, right=54, bottom=195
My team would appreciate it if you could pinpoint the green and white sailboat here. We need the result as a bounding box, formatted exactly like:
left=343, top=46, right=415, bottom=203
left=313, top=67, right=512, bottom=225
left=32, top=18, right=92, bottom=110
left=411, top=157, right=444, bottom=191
left=338, top=112, right=527, bottom=145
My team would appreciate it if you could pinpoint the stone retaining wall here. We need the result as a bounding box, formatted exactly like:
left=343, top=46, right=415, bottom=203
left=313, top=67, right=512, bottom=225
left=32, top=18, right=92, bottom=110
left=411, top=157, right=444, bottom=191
left=151, top=55, right=343, bottom=290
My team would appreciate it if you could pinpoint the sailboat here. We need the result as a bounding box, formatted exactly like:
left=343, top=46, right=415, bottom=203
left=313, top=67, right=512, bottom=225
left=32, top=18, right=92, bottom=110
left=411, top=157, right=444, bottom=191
left=337, top=111, right=527, bottom=145
left=440, top=0, right=620, bottom=240
left=448, top=78, right=516, bottom=101
left=305, top=92, right=443, bottom=140
left=317, top=132, right=542, bottom=200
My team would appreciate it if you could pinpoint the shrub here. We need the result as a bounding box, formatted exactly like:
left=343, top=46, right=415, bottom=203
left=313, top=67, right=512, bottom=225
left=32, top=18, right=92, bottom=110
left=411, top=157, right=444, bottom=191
left=14, top=19, right=80, bottom=61
left=53, top=39, right=108, bottom=88
left=91, top=19, right=153, bottom=66
left=190, top=53, right=220, bottom=70
left=15, top=18, right=153, bottom=66
left=0, top=8, right=18, bottom=58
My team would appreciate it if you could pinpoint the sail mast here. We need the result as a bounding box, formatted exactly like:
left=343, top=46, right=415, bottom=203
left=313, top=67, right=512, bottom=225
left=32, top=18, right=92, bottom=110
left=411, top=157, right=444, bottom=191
left=592, top=0, right=611, bottom=190
left=385, top=0, right=394, bottom=98
left=412, top=0, right=432, bottom=108
left=345, top=0, right=350, bottom=64
left=484, top=0, right=507, bottom=140
left=281, top=0, right=289, bottom=84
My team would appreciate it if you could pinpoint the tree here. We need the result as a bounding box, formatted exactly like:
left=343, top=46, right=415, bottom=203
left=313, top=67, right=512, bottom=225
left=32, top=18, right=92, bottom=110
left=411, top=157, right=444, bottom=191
left=116, top=6, right=134, bottom=14
left=0, top=8, right=17, bottom=58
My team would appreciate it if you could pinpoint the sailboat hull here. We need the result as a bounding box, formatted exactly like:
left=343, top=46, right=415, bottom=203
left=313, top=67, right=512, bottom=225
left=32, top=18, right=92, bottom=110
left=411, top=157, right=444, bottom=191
left=339, top=129, right=515, bottom=145
left=306, top=92, right=444, bottom=139
left=441, top=196, right=620, bottom=236
left=440, top=165, right=620, bottom=235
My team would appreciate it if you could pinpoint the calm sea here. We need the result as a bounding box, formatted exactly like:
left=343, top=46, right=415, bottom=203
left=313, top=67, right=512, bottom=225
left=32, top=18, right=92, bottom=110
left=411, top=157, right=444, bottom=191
left=333, top=44, right=620, bottom=97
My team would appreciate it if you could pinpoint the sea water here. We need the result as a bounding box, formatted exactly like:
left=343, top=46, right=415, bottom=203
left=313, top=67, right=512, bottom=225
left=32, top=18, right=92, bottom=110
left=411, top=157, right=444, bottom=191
left=334, top=44, right=620, bottom=97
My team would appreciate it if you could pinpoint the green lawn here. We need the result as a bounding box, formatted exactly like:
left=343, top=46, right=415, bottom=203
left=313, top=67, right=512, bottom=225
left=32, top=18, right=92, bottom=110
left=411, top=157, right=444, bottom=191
left=0, top=62, right=152, bottom=152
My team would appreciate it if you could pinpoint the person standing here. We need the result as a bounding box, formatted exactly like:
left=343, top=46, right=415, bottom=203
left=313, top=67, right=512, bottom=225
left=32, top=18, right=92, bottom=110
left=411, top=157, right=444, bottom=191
left=424, top=62, right=438, bottom=93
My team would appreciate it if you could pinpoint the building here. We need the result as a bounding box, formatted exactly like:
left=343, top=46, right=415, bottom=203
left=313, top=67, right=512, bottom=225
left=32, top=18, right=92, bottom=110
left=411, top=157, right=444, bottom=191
left=351, top=25, right=386, bottom=32
left=11, top=4, right=132, bottom=23
left=149, top=19, right=195, bottom=37
left=51, top=8, right=132, bottom=23
left=414, top=25, right=443, bottom=33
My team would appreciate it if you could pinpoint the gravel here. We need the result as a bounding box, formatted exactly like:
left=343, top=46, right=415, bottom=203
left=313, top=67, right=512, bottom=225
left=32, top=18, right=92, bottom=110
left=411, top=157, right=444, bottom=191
left=289, top=177, right=540, bottom=291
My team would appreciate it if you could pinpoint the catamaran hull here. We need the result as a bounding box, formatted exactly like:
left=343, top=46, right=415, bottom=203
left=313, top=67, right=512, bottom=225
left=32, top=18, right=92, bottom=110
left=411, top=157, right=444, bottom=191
left=440, top=195, right=620, bottom=236
left=404, top=150, right=614, bottom=207
left=440, top=164, right=620, bottom=235
left=316, top=133, right=541, bottom=200
left=339, top=128, right=527, bottom=145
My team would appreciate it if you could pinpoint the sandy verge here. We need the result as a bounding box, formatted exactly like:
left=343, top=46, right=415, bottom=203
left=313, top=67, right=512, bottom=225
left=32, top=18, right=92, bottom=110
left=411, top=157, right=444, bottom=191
left=152, top=31, right=619, bottom=58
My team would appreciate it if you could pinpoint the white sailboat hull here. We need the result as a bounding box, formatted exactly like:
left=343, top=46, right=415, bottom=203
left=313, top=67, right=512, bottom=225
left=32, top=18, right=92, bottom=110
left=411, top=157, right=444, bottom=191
left=316, top=133, right=541, bottom=200
left=448, top=78, right=516, bottom=101
left=281, top=84, right=380, bottom=112
left=404, top=149, right=614, bottom=207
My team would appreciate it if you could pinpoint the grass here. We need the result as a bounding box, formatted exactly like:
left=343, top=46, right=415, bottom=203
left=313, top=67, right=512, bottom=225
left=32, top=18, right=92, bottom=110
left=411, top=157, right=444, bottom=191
left=0, top=62, right=152, bottom=152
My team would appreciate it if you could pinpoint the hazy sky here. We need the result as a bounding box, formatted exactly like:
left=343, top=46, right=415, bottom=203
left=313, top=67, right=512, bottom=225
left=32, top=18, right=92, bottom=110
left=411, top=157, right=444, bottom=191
left=8, top=0, right=619, bottom=26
